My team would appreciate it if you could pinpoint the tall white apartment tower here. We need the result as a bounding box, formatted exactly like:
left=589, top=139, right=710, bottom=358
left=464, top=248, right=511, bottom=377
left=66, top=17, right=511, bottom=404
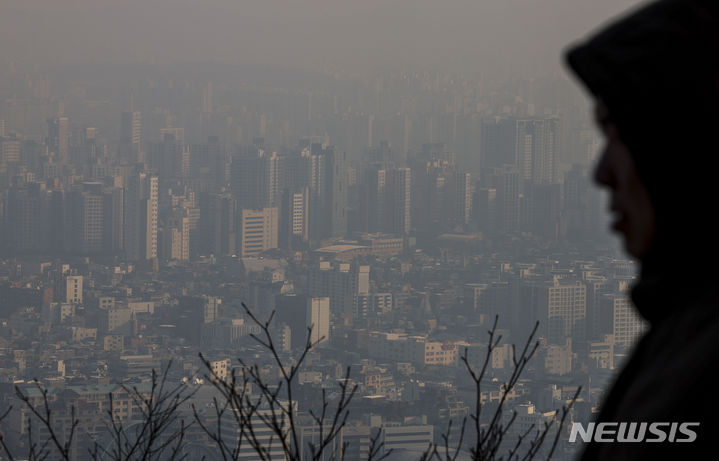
left=65, top=275, right=83, bottom=304
left=124, top=172, right=158, bottom=260
left=307, top=297, right=330, bottom=346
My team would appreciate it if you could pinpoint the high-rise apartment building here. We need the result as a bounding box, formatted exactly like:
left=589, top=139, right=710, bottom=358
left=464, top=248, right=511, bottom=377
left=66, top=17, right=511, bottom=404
left=103, top=187, right=124, bottom=254
left=119, top=111, right=142, bottom=163
left=47, top=116, right=70, bottom=163
left=363, top=164, right=388, bottom=234
left=69, top=127, right=100, bottom=165
left=455, top=172, right=472, bottom=226
left=494, top=165, right=521, bottom=234
left=202, top=82, right=213, bottom=114
left=330, top=149, right=348, bottom=237
left=480, top=116, right=515, bottom=176
left=0, top=134, right=20, bottom=166
left=309, top=262, right=370, bottom=314
left=359, top=163, right=411, bottom=236
left=528, top=183, right=561, bottom=239
left=189, top=137, right=225, bottom=193
left=124, top=172, right=158, bottom=261
left=307, top=297, right=330, bottom=346
left=390, top=167, right=411, bottom=235
left=231, top=148, right=282, bottom=210
left=4, top=183, right=45, bottom=253
left=609, top=293, right=647, bottom=349
left=159, top=127, right=184, bottom=145
left=524, top=276, right=587, bottom=345
left=285, top=143, right=348, bottom=243
left=239, top=207, right=278, bottom=257
left=545, top=278, right=587, bottom=345
left=203, top=296, right=221, bottom=324
left=279, top=187, right=309, bottom=249
left=198, top=193, right=236, bottom=256
left=161, top=215, right=190, bottom=261
left=479, top=116, right=559, bottom=186
left=148, top=133, right=189, bottom=179
left=515, top=117, right=559, bottom=185
left=69, top=182, right=104, bottom=254
left=65, top=275, right=83, bottom=304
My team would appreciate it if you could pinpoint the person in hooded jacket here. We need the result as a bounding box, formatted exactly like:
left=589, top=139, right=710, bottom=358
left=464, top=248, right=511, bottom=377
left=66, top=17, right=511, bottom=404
left=566, top=0, right=719, bottom=459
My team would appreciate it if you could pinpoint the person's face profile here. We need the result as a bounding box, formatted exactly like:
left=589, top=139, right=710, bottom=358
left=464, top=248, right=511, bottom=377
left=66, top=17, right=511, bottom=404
left=593, top=100, right=656, bottom=260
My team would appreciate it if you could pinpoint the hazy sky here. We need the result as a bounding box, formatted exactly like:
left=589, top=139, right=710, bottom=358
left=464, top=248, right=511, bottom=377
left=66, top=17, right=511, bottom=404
left=2, top=0, right=646, bottom=76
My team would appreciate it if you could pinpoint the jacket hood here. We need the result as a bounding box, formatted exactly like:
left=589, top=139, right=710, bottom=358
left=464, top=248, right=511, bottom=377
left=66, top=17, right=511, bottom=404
left=566, top=0, right=719, bottom=323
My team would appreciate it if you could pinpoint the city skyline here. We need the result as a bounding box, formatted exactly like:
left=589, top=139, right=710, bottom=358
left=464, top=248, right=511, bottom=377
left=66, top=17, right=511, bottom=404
left=0, top=2, right=651, bottom=459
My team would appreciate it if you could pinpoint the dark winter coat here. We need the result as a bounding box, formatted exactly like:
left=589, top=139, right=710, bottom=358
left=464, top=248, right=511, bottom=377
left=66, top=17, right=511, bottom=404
left=566, top=0, right=719, bottom=459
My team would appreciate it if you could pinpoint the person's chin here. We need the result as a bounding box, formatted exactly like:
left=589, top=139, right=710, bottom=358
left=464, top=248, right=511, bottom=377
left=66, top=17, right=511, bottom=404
left=622, top=235, right=644, bottom=260
left=615, top=226, right=638, bottom=258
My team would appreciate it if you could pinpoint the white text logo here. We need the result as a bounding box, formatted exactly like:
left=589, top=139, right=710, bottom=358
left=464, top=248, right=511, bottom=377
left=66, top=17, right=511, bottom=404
left=569, top=422, right=699, bottom=443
